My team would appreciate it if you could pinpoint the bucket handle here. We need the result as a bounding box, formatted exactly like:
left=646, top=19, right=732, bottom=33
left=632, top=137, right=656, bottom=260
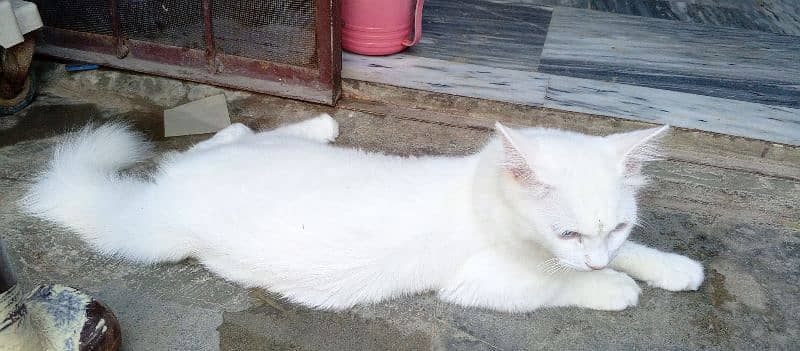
left=402, top=0, right=425, bottom=47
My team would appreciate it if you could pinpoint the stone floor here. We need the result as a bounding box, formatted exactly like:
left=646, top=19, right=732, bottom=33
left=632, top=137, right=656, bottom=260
left=0, top=62, right=799, bottom=350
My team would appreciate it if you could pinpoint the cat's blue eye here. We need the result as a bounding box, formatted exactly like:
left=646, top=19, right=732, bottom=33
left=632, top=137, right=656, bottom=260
left=560, top=231, right=580, bottom=239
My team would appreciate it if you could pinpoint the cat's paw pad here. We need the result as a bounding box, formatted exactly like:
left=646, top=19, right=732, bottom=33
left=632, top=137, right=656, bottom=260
left=648, top=254, right=704, bottom=291
left=583, top=271, right=641, bottom=311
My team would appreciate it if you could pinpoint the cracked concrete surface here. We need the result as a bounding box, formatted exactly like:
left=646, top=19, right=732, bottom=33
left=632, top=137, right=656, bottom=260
left=0, top=62, right=798, bottom=350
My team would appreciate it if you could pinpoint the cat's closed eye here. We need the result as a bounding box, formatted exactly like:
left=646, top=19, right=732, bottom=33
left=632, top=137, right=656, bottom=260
left=558, top=223, right=627, bottom=239
left=560, top=231, right=581, bottom=239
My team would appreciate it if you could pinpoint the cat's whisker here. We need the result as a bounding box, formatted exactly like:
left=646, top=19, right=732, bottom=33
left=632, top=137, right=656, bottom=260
left=541, top=258, right=565, bottom=276
left=548, top=265, right=561, bottom=276
left=536, top=257, right=558, bottom=269
left=634, top=217, right=657, bottom=234
left=555, top=262, right=572, bottom=276
left=539, top=261, right=557, bottom=274
left=545, top=264, right=560, bottom=276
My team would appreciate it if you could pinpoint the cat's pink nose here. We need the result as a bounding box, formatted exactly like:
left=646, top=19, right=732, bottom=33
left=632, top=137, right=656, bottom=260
left=587, top=263, right=605, bottom=270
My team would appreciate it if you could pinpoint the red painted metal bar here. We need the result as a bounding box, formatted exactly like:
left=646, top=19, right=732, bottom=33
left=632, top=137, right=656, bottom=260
left=201, top=0, right=217, bottom=73
left=316, top=0, right=342, bottom=103
left=109, top=0, right=128, bottom=58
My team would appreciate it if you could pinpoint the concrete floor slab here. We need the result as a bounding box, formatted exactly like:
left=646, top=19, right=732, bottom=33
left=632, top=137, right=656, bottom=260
left=0, top=62, right=798, bottom=350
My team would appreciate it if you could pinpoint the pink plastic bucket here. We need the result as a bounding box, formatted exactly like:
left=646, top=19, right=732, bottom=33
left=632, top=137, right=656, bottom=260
left=341, top=0, right=425, bottom=56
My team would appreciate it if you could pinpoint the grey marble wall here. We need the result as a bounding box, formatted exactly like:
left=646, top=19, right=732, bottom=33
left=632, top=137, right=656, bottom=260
left=539, top=7, right=800, bottom=108
left=486, top=0, right=800, bottom=35
left=407, top=0, right=553, bottom=71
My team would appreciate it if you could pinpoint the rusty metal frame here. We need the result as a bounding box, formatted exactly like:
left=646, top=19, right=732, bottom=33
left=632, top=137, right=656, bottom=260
left=35, top=0, right=341, bottom=105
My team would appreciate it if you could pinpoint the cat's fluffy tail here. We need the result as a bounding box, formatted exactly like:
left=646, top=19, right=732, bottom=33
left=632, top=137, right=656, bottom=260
left=21, top=123, right=186, bottom=262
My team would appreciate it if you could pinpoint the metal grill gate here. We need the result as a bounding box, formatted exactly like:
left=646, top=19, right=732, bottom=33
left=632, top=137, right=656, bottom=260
left=32, top=0, right=341, bottom=104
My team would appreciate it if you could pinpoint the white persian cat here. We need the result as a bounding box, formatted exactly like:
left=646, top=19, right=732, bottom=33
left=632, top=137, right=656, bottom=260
left=22, top=114, right=703, bottom=312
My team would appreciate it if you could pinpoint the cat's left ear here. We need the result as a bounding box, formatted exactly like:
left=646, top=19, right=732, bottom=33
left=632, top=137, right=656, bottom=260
left=495, top=122, right=538, bottom=185
left=607, top=125, right=669, bottom=175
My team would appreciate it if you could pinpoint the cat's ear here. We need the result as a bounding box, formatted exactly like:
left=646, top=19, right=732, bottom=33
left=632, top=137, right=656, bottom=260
left=495, top=122, right=537, bottom=184
left=607, top=125, right=669, bottom=175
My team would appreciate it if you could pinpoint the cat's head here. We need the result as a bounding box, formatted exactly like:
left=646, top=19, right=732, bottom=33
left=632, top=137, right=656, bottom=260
left=493, top=123, right=668, bottom=272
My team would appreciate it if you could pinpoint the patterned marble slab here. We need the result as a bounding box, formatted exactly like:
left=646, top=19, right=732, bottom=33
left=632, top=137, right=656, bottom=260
left=544, top=75, right=800, bottom=145
left=342, top=53, right=548, bottom=106
left=405, top=0, right=553, bottom=71
left=343, top=53, right=800, bottom=145
left=592, top=0, right=800, bottom=36
left=539, top=7, right=800, bottom=108
left=485, top=0, right=800, bottom=36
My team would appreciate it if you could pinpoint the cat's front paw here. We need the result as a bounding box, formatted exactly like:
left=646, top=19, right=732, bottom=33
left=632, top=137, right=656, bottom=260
left=647, top=254, right=704, bottom=291
left=580, top=271, right=641, bottom=311
left=306, top=113, right=339, bottom=142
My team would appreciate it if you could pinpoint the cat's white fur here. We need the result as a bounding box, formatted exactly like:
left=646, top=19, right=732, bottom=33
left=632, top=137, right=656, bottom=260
left=21, top=115, right=704, bottom=312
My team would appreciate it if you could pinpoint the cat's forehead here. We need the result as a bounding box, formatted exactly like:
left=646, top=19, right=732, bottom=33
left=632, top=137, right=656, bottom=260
left=555, top=181, right=627, bottom=235
left=514, top=131, right=618, bottom=177
left=515, top=129, right=628, bottom=227
left=516, top=128, right=613, bottom=155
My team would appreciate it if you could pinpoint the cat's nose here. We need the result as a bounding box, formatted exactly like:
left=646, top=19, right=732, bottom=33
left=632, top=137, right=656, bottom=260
left=585, top=251, right=609, bottom=270
left=586, top=263, right=606, bottom=270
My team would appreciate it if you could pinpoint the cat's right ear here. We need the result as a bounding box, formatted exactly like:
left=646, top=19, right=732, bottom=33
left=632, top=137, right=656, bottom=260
left=495, top=122, right=537, bottom=185
left=607, top=125, right=669, bottom=176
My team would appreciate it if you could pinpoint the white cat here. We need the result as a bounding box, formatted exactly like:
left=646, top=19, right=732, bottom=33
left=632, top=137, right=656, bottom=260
left=22, top=114, right=703, bottom=312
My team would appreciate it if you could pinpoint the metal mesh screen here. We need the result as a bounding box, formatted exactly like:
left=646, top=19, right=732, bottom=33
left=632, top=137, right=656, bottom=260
left=119, top=0, right=205, bottom=49
left=211, top=0, right=317, bottom=68
left=31, top=0, right=338, bottom=104
left=33, top=0, right=113, bottom=36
